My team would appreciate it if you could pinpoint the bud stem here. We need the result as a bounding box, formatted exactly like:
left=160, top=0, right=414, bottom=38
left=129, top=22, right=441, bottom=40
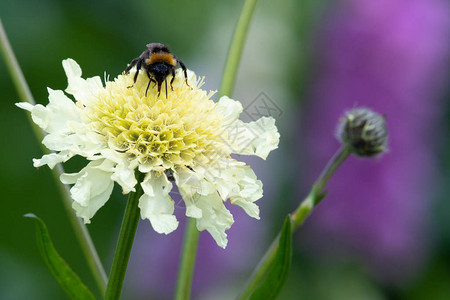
left=237, top=146, right=351, bottom=299
left=291, top=146, right=351, bottom=227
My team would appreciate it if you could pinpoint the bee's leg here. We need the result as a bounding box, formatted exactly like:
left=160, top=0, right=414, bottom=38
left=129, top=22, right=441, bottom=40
left=145, top=71, right=159, bottom=97
left=145, top=77, right=152, bottom=97
left=145, top=71, right=156, bottom=97
left=178, top=60, right=190, bottom=88
left=170, top=68, right=175, bottom=91
left=124, top=57, right=139, bottom=74
left=157, top=81, right=162, bottom=98
left=128, top=60, right=142, bottom=88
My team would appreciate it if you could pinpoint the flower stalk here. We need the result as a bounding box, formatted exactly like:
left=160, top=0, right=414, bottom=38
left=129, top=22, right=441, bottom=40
left=174, top=0, right=259, bottom=298
left=219, top=0, right=258, bottom=98
left=237, top=146, right=351, bottom=299
left=0, top=19, right=34, bottom=104
left=0, top=18, right=108, bottom=295
left=105, top=172, right=145, bottom=300
left=174, top=218, right=201, bottom=300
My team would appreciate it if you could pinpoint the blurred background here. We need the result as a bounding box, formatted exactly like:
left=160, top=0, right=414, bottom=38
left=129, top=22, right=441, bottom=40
left=1, top=0, right=449, bottom=299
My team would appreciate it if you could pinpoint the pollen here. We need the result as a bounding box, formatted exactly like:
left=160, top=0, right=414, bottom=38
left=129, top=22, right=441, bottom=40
left=86, top=70, right=226, bottom=168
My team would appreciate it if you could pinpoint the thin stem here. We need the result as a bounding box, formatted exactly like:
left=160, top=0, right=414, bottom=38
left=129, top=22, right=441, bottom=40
left=53, top=164, right=108, bottom=295
left=174, top=218, right=201, bottom=300
left=313, top=146, right=352, bottom=195
left=173, top=0, right=259, bottom=298
left=105, top=172, right=145, bottom=300
left=0, top=18, right=108, bottom=294
left=291, top=146, right=351, bottom=228
left=0, top=19, right=34, bottom=103
left=0, top=18, right=42, bottom=142
left=237, top=147, right=351, bottom=299
left=218, top=0, right=258, bottom=98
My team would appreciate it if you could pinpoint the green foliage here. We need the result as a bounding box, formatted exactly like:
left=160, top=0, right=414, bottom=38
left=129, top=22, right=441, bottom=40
left=25, top=214, right=95, bottom=300
left=249, top=216, right=292, bottom=300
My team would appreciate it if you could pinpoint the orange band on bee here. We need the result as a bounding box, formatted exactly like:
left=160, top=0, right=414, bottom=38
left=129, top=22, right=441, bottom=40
left=146, top=53, right=177, bottom=66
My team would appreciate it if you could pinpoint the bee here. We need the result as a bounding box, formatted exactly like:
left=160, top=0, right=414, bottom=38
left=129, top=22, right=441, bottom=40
left=124, top=43, right=189, bottom=98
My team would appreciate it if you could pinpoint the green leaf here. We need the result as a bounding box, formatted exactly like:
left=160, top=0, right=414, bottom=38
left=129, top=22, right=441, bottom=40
left=314, top=190, right=328, bottom=205
left=249, top=216, right=292, bottom=300
left=25, top=213, right=96, bottom=300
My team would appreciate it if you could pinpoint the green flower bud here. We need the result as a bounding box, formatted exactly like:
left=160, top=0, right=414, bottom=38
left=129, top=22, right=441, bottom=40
left=337, top=108, right=388, bottom=157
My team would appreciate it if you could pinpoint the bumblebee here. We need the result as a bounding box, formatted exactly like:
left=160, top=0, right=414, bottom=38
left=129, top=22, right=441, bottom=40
left=124, top=43, right=189, bottom=98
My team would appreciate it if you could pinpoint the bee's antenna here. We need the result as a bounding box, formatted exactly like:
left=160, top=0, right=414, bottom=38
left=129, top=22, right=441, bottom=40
left=165, top=78, right=168, bottom=99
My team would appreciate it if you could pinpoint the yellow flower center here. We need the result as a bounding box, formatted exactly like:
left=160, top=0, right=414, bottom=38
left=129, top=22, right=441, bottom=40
left=86, top=70, right=225, bottom=168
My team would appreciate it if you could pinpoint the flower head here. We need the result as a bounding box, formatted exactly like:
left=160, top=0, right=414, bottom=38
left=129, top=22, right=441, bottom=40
left=301, top=0, right=449, bottom=279
left=17, top=59, right=279, bottom=248
left=337, top=107, right=388, bottom=157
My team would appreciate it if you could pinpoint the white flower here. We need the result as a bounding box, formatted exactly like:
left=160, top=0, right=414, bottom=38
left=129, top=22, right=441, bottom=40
left=17, top=59, right=280, bottom=248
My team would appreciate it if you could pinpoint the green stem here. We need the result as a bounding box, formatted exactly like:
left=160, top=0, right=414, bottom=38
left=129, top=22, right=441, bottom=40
left=105, top=172, right=144, bottom=300
left=174, top=218, right=201, bottom=300
left=0, top=18, right=108, bottom=295
left=173, top=0, right=259, bottom=298
left=0, top=19, right=34, bottom=104
left=291, top=146, right=351, bottom=228
left=311, top=146, right=352, bottom=195
left=237, top=146, right=351, bottom=299
left=218, top=0, right=258, bottom=98
left=53, top=164, right=108, bottom=296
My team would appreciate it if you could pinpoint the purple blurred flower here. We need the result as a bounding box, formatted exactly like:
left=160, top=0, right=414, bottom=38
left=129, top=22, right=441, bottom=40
left=301, top=0, right=449, bottom=280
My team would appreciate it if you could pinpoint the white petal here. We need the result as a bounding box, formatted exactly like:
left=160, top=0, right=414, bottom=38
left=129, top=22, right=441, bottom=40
left=17, top=89, right=86, bottom=155
left=62, top=58, right=82, bottom=80
left=191, top=192, right=234, bottom=249
left=100, top=149, right=137, bottom=193
left=223, top=117, right=279, bottom=159
left=209, top=162, right=262, bottom=219
left=46, top=88, right=82, bottom=131
left=174, top=167, right=217, bottom=218
left=175, top=167, right=234, bottom=248
left=111, top=163, right=136, bottom=194
left=60, top=160, right=114, bottom=224
left=215, top=96, right=243, bottom=127
left=15, top=102, right=34, bottom=111
left=138, top=163, right=154, bottom=173
left=174, top=168, right=204, bottom=218
left=16, top=102, right=48, bottom=129
left=20, top=87, right=106, bottom=158
left=73, top=131, right=105, bottom=158
left=42, top=132, right=78, bottom=151
left=138, top=172, right=178, bottom=234
left=62, top=59, right=103, bottom=105
left=23, top=89, right=81, bottom=133
left=232, top=199, right=260, bottom=219
left=33, top=151, right=73, bottom=169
